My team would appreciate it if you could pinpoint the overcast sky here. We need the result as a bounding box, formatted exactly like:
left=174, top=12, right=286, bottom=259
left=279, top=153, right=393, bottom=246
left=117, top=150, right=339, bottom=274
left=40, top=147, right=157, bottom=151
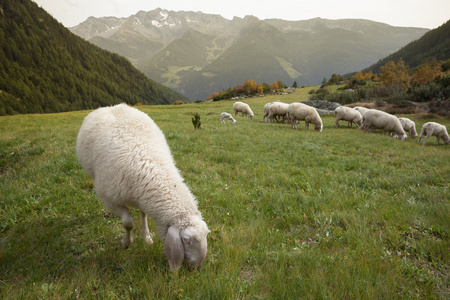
left=32, top=0, right=449, bottom=29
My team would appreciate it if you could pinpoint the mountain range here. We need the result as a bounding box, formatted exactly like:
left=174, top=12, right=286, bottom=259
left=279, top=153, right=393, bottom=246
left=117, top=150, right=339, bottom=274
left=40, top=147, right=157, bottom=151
left=71, top=9, right=429, bottom=100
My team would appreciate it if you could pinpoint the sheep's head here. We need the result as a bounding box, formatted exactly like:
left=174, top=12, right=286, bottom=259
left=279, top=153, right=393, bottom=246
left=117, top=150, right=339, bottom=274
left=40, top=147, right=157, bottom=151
left=164, top=216, right=210, bottom=272
left=315, top=124, right=323, bottom=132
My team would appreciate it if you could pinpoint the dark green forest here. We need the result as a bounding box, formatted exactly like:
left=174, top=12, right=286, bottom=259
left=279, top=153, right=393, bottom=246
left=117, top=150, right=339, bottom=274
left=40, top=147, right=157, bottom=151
left=0, top=0, right=189, bottom=115
left=363, top=19, right=450, bottom=74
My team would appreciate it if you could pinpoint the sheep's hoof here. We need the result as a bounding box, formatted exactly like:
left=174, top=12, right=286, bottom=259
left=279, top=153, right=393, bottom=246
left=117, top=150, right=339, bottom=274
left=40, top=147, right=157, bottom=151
left=121, top=236, right=133, bottom=249
left=144, top=235, right=154, bottom=244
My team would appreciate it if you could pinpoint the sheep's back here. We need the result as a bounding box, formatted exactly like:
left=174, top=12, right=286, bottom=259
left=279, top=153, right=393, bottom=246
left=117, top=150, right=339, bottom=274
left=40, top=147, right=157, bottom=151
left=76, top=104, right=184, bottom=204
left=364, top=110, right=403, bottom=134
left=288, top=103, right=316, bottom=120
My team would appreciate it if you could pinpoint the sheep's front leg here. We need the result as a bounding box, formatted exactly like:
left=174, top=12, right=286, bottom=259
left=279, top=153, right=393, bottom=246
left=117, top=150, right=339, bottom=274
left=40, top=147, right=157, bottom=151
left=112, top=206, right=134, bottom=248
left=422, top=131, right=433, bottom=145
left=141, top=211, right=153, bottom=244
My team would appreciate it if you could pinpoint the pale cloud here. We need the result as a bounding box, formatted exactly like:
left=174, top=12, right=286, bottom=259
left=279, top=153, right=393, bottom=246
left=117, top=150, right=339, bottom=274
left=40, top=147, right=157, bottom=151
left=32, top=0, right=450, bottom=29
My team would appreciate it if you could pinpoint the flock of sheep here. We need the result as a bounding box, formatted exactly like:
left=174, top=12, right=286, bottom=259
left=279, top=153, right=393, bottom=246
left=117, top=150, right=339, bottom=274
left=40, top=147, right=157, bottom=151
left=75, top=101, right=448, bottom=273
left=230, top=100, right=450, bottom=145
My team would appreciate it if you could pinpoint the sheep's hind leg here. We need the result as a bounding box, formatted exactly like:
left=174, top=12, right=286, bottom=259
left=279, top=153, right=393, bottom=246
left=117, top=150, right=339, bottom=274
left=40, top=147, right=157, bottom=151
left=141, top=211, right=153, bottom=244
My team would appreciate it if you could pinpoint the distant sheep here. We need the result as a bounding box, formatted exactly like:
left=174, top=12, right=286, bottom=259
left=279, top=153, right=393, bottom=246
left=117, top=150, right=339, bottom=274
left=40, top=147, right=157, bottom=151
left=267, top=102, right=289, bottom=123
left=233, top=101, right=254, bottom=119
left=417, top=122, right=450, bottom=145
left=220, top=112, right=236, bottom=125
left=398, top=117, right=418, bottom=139
left=361, top=109, right=407, bottom=141
left=353, top=106, right=369, bottom=117
left=287, top=102, right=323, bottom=132
left=263, top=102, right=274, bottom=121
left=334, top=106, right=362, bottom=128
left=76, top=104, right=210, bottom=272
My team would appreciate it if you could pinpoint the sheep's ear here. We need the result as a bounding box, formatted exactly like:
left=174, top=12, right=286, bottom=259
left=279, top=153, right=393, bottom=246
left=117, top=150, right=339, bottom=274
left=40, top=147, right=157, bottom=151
left=164, top=226, right=184, bottom=272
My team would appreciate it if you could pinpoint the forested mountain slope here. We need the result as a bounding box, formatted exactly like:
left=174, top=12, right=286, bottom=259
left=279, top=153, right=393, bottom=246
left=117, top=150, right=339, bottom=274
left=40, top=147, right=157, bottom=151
left=0, top=0, right=188, bottom=115
left=362, top=19, right=450, bottom=73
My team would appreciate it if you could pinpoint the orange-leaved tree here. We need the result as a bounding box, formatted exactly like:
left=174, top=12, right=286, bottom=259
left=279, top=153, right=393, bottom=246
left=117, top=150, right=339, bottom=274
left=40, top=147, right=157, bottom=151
left=410, top=60, right=441, bottom=86
left=271, top=81, right=279, bottom=91
left=379, top=59, right=409, bottom=90
left=243, top=80, right=257, bottom=93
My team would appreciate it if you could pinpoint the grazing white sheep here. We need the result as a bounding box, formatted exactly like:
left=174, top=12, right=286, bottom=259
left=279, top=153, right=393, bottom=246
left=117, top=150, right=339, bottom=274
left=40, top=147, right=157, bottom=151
left=263, top=102, right=274, bottom=121
left=334, top=106, right=362, bottom=128
left=220, top=112, right=236, bottom=125
left=353, top=106, right=370, bottom=117
left=266, top=102, right=289, bottom=123
left=361, top=109, right=407, bottom=141
left=287, top=102, right=323, bottom=132
left=233, top=101, right=254, bottom=119
left=76, top=104, right=210, bottom=272
left=417, top=122, right=450, bottom=145
left=398, top=117, right=418, bottom=139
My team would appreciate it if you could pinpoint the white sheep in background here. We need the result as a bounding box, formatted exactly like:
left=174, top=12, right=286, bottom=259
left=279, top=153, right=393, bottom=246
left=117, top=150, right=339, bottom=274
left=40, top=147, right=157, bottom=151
left=233, top=101, right=254, bottom=119
left=417, top=122, right=450, bottom=145
left=361, top=109, right=407, bottom=141
left=334, top=106, right=362, bottom=128
left=263, top=102, right=274, bottom=121
left=287, top=102, right=323, bottom=132
left=220, top=112, right=236, bottom=125
left=76, top=104, right=210, bottom=272
left=266, top=102, right=289, bottom=123
left=398, top=117, right=418, bottom=139
left=353, top=106, right=369, bottom=116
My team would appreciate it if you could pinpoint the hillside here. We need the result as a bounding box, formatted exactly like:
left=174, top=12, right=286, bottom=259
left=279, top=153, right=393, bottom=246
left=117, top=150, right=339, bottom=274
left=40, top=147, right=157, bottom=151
left=362, top=19, right=450, bottom=73
left=0, top=0, right=188, bottom=115
left=71, top=10, right=429, bottom=100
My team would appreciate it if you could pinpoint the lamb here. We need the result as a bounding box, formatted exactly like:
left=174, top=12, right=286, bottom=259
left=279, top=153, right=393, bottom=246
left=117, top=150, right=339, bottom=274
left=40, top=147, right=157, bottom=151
left=417, top=122, right=450, bottom=145
left=287, top=102, right=323, bottom=132
left=76, top=104, right=210, bottom=272
left=334, top=106, right=362, bottom=128
left=220, top=112, right=236, bottom=125
left=266, top=102, right=289, bottom=123
left=398, top=117, right=418, bottom=139
left=361, top=109, right=407, bottom=141
left=233, top=101, right=254, bottom=119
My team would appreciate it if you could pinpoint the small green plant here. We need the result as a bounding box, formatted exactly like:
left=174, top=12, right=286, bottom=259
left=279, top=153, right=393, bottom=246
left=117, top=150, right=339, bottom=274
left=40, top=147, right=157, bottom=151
left=192, top=112, right=201, bottom=129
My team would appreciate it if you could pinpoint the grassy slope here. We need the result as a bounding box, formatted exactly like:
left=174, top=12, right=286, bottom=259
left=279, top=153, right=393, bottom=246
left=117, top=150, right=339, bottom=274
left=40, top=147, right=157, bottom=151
left=1, top=88, right=449, bottom=298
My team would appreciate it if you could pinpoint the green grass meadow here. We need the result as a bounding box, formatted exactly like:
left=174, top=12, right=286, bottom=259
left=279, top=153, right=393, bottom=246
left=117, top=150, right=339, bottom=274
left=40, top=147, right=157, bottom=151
left=1, top=89, right=449, bottom=298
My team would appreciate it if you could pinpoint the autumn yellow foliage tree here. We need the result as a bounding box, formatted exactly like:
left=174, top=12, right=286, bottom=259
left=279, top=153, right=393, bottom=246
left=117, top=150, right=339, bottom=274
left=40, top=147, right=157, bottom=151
left=379, top=59, right=410, bottom=90
left=271, top=81, right=279, bottom=91
left=410, top=60, right=441, bottom=86
left=257, top=83, right=264, bottom=94
left=244, top=80, right=257, bottom=93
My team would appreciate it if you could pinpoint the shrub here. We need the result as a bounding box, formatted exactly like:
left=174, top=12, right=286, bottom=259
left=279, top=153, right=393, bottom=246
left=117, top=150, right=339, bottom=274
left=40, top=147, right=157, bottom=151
left=192, top=113, right=201, bottom=129
left=173, top=100, right=185, bottom=105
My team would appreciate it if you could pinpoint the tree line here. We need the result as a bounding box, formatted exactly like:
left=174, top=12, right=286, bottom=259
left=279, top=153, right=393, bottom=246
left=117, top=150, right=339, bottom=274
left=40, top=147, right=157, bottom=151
left=206, top=80, right=290, bottom=101
left=311, top=58, right=450, bottom=109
